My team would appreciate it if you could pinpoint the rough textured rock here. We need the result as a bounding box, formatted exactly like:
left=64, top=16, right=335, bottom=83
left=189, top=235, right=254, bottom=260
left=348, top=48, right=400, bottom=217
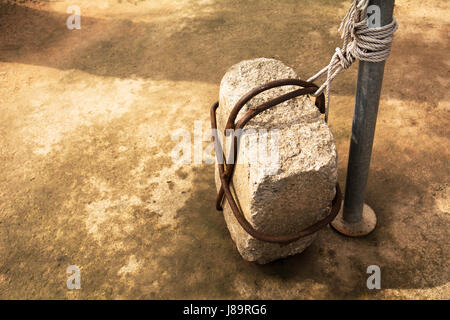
left=214, top=58, right=337, bottom=264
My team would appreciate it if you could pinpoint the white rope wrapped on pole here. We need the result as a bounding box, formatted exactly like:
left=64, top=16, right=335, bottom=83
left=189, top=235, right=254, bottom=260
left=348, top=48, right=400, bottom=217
left=307, top=0, right=398, bottom=121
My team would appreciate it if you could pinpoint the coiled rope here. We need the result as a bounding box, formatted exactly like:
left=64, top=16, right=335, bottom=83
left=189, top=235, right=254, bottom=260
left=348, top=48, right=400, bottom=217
left=307, top=0, right=398, bottom=121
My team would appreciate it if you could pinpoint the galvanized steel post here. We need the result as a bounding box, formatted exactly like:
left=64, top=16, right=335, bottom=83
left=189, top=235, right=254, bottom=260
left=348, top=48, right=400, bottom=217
left=331, top=0, right=395, bottom=236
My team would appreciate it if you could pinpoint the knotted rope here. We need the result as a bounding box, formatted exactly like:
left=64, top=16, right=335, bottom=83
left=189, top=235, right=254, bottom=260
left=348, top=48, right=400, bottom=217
left=307, top=0, right=398, bottom=122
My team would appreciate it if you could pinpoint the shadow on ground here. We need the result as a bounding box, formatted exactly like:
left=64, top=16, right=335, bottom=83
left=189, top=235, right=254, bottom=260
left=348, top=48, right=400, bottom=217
left=0, top=1, right=448, bottom=105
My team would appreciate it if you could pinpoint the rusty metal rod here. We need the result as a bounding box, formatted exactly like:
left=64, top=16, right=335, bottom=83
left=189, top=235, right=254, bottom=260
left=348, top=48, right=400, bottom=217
left=211, top=79, right=342, bottom=244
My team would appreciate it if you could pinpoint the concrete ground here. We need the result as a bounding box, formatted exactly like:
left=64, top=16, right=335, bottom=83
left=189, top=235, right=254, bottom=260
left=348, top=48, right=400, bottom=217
left=0, top=0, right=448, bottom=299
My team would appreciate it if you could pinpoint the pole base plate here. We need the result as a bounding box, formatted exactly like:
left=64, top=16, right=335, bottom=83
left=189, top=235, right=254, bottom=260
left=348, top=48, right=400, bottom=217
left=330, top=203, right=377, bottom=237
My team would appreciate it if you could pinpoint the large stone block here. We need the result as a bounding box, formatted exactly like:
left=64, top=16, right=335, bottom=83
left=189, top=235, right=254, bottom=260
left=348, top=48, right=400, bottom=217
left=214, top=58, right=337, bottom=264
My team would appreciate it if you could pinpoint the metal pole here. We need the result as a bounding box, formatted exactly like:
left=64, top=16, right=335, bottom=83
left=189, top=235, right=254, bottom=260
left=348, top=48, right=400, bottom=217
left=331, top=0, right=395, bottom=236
